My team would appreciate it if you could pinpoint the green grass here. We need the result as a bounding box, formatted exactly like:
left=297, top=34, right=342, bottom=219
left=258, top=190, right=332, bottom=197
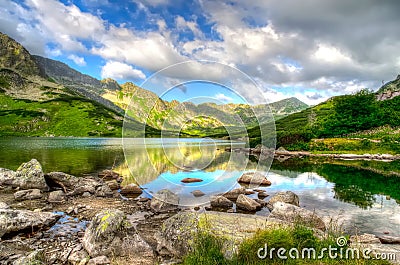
left=182, top=225, right=390, bottom=265
left=0, top=92, right=123, bottom=137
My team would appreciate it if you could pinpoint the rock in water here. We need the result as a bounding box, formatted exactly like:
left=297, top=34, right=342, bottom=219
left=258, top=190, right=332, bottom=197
left=223, top=187, right=246, bottom=200
left=236, top=194, right=261, bottom=212
left=14, top=189, right=42, bottom=201
left=0, top=209, right=61, bottom=238
left=267, top=191, right=299, bottom=211
left=210, top=195, right=233, bottom=209
left=120, top=183, right=142, bottom=196
left=82, top=209, right=154, bottom=261
left=181, top=178, right=203, bottom=183
left=268, top=202, right=326, bottom=231
left=237, top=172, right=271, bottom=186
left=150, top=189, right=179, bottom=213
left=191, top=190, right=205, bottom=197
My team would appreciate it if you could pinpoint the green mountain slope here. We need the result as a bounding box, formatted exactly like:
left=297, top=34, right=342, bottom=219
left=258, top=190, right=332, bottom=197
left=0, top=32, right=158, bottom=137
left=247, top=78, right=400, bottom=152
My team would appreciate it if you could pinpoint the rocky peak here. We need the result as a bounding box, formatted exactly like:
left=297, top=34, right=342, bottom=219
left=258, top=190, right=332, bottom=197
left=0, top=32, right=43, bottom=77
left=376, top=74, right=400, bottom=101
left=101, top=78, right=121, bottom=90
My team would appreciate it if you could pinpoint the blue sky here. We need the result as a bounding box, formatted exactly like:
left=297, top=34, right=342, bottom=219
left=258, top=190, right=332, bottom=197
left=1, top=0, right=400, bottom=105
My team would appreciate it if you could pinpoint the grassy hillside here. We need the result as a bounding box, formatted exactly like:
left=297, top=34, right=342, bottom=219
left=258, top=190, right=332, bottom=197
left=247, top=88, right=400, bottom=153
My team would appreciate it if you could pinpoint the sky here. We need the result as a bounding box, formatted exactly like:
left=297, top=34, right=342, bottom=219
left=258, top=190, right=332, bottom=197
left=1, top=0, right=400, bottom=105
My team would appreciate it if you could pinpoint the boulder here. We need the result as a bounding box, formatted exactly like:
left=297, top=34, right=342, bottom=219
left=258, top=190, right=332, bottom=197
left=236, top=194, right=261, bottom=212
left=237, top=172, right=271, bottom=186
left=350, top=233, right=381, bottom=244
left=223, top=187, right=246, bottom=200
left=82, top=209, right=154, bottom=261
left=156, top=211, right=283, bottom=259
left=14, top=189, right=42, bottom=201
left=181, top=178, right=203, bottom=183
left=15, top=159, right=49, bottom=190
left=0, top=168, right=16, bottom=186
left=267, top=191, right=299, bottom=211
left=0, top=209, right=61, bottom=238
left=268, top=202, right=326, bottom=231
left=0, top=160, right=48, bottom=190
left=210, top=195, right=233, bottom=209
left=68, top=249, right=89, bottom=265
left=48, top=190, right=66, bottom=203
left=120, top=183, right=142, bottom=196
left=150, top=189, right=179, bottom=213
left=254, top=198, right=268, bottom=208
left=191, top=190, right=205, bottom=197
left=44, top=172, right=113, bottom=197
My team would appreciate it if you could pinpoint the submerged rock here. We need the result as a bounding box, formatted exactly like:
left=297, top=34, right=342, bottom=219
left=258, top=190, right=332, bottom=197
left=191, top=190, right=205, bottom=197
left=82, top=209, right=154, bottom=261
left=237, top=172, right=271, bottom=186
left=210, top=195, right=233, bottom=209
left=0, top=209, right=61, bottom=238
left=267, top=191, right=299, bottom=211
left=236, top=194, right=261, bottom=212
left=268, top=202, right=326, bottom=231
left=180, top=178, right=203, bottom=183
left=150, top=189, right=179, bottom=213
left=14, top=189, right=42, bottom=201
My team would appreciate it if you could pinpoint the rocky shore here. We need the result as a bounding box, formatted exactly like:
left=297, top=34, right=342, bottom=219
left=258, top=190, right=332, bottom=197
left=1, top=159, right=399, bottom=264
left=226, top=146, right=400, bottom=161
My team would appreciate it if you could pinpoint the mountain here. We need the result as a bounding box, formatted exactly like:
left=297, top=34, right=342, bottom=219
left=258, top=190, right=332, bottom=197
left=102, top=85, right=308, bottom=133
left=376, top=74, right=400, bottom=100
left=0, top=32, right=155, bottom=137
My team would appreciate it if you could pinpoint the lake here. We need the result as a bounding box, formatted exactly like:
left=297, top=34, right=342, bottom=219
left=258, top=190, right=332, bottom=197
left=0, top=137, right=399, bottom=237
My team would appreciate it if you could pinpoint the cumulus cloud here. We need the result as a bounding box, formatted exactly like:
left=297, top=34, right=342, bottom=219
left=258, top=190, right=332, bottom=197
left=214, top=93, right=233, bottom=103
left=67, top=54, right=86, bottom=66
left=2, top=0, right=400, bottom=105
left=101, top=61, right=146, bottom=80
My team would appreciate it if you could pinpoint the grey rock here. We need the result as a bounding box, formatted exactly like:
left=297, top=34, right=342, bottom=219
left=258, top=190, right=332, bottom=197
left=68, top=249, right=89, bottom=265
left=191, top=190, right=205, bottom=197
left=0, top=168, right=17, bottom=186
left=82, top=209, right=154, bottom=260
left=267, top=191, right=299, bottom=211
left=88, top=256, right=110, bottom=265
left=150, top=189, right=179, bottom=213
left=48, top=190, right=66, bottom=203
left=268, top=202, right=326, bottom=231
left=210, top=195, right=233, bottom=209
left=15, top=159, right=48, bottom=190
left=350, top=233, right=381, bottom=244
left=156, top=211, right=282, bottom=259
left=236, top=194, right=261, bottom=212
left=45, top=172, right=112, bottom=197
left=223, top=187, right=246, bottom=200
left=0, top=209, right=61, bottom=238
left=12, top=250, right=44, bottom=265
left=14, top=189, right=42, bottom=201
left=237, top=172, right=271, bottom=186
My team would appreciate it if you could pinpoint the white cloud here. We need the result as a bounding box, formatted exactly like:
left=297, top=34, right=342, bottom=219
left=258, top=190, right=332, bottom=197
left=67, top=54, right=86, bottom=66
left=101, top=61, right=146, bottom=80
left=214, top=93, right=233, bottom=103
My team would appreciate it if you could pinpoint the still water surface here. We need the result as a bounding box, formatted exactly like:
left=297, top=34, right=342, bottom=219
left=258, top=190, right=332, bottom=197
left=0, top=137, right=399, bottom=237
